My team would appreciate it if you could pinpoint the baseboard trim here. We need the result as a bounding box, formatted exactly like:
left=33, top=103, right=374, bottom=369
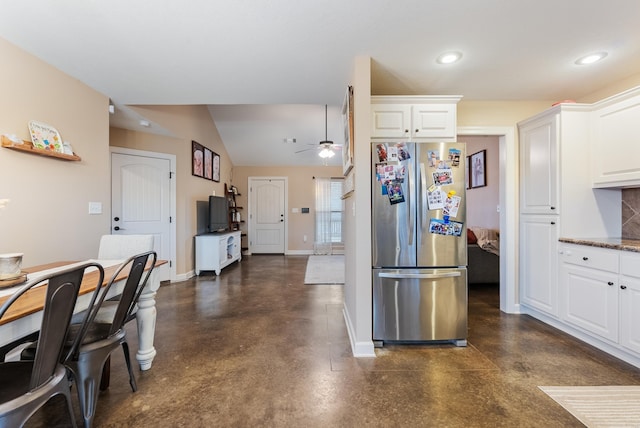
left=343, top=305, right=376, bottom=357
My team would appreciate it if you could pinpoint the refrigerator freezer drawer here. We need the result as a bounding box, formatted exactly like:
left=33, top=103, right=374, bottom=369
left=373, top=268, right=467, bottom=342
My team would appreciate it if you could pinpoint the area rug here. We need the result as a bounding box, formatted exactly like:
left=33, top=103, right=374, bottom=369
left=304, top=255, right=344, bottom=284
left=539, top=385, right=640, bottom=427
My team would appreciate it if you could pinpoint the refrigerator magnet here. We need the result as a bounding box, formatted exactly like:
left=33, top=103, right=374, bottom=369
left=432, top=169, right=453, bottom=186
left=448, top=148, right=461, bottom=167
left=429, top=218, right=464, bottom=236
left=428, top=150, right=440, bottom=167
left=376, top=144, right=388, bottom=162
left=427, top=188, right=445, bottom=210
left=396, top=142, right=410, bottom=160
left=386, top=180, right=405, bottom=204
left=443, top=195, right=461, bottom=217
left=387, top=146, right=399, bottom=163
left=395, top=165, right=406, bottom=182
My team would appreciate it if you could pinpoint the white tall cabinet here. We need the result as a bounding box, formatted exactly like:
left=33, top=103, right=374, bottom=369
left=518, top=105, right=618, bottom=319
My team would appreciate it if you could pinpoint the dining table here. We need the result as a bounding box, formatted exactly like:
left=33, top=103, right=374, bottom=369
left=0, top=258, right=167, bottom=371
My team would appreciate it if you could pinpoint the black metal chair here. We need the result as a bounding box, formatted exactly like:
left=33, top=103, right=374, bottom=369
left=0, top=262, right=104, bottom=428
left=66, top=251, right=157, bottom=428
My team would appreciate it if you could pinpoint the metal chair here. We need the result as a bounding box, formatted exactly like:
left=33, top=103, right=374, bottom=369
left=66, top=251, right=157, bottom=428
left=0, top=262, right=104, bottom=428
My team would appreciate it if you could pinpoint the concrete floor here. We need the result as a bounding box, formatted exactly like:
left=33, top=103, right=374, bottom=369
left=27, top=254, right=640, bottom=427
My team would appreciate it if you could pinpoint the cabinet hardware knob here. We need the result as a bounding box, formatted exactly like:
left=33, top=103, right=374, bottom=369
left=415, top=129, right=419, bottom=133
left=582, top=257, right=588, bottom=261
left=550, top=206, right=556, bottom=210
left=621, top=285, right=628, bottom=290
left=550, top=222, right=556, bottom=225
left=608, top=282, right=614, bottom=286
left=404, top=129, right=409, bottom=133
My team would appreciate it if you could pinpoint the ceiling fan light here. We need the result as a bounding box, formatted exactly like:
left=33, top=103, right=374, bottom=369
left=319, top=147, right=335, bottom=158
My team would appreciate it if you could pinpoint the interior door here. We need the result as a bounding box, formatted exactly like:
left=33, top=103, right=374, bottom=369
left=111, top=152, right=171, bottom=280
left=249, top=178, right=286, bottom=253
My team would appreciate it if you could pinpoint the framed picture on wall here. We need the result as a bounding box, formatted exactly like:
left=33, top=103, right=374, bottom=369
left=192, top=140, right=204, bottom=177
left=204, top=147, right=213, bottom=180
left=342, top=85, right=354, bottom=176
left=212, top=152, right=220, bottom=182
left=469, top=150, right=486, bottom=189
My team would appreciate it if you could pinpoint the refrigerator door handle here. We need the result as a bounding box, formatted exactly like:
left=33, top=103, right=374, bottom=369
left=419, top=162, right=427, bottom=230
left=379, top=272, right=462, bottom=279
left=408, top=161, right=415, bottom=245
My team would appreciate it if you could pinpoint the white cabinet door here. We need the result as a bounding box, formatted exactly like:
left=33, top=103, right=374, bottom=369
left=561, top=264, right=618, bottom=341
left=519, top=112, right=559, bottom=214
left=411, top=104, right=457, bottom=141
left=371, top=104, right=411, bottom=138
left=619, top=275, right=640, bottom=354
left=591, top=90, right=640, bottom=188
left=519, top=215, right=559, bottom=316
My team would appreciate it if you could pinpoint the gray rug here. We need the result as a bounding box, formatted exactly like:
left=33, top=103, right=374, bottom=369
left=539, top=385, right=640, bottom=427
left=304, top=255, right=344, bottom=284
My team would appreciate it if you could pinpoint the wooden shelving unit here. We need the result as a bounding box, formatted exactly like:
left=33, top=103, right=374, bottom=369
left=1, top=134, right=81, bottom=161
left=225, top=183, right=243, bottom=231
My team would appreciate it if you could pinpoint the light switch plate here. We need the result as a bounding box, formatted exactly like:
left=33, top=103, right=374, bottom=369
left=88, top=202, right=102, bottom=215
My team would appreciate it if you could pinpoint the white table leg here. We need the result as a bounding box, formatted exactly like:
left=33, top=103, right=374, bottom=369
left=135, top=270, right=160, bottom=371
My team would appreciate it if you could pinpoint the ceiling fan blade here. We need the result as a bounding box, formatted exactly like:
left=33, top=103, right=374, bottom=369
left=294, top=147, right=315, bottom=154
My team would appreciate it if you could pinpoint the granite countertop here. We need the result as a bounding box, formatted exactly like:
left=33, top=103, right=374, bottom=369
left=559, top=237, right=640, bottom=252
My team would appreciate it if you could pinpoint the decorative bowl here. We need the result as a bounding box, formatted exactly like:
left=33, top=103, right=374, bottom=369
left=0, top=253, right=23, bottom=280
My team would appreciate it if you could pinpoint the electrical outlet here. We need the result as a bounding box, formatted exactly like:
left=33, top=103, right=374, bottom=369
left=88, top=202, right=102, bottom=215
left=303, top=235, right=307, bottom=242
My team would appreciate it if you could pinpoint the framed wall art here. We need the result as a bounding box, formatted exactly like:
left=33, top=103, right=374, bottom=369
left=469, top=149, right=486, bottom=189
left=204, top=147, right=213, bottom=180
left=212, top=152, right=220, bottom=182
left=342, top=85, right=354, bottom=176
left=192, top=140, right=204, bottom=177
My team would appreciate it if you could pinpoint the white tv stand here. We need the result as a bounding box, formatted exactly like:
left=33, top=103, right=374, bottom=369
left=195, top=231, right=242, bottom=275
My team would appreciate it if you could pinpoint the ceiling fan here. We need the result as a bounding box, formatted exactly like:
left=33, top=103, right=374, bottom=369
left=295, top=104, right=341, bottom=158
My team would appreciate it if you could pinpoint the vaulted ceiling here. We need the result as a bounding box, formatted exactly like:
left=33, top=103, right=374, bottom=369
left=2, top=1, right=640, bottom=166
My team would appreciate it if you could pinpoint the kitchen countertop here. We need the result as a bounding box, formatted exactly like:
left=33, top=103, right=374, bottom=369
left=559, top=237, right=640, bottom=252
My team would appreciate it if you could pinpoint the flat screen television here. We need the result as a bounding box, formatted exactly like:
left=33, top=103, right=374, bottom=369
left=207, top=195, right=229, bottom=233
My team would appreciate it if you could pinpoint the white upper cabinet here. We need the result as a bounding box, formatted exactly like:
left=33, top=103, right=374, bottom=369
left=371, top=95, right=462, bottom=141
left=519, top=111, right=559, bottom=214
left=591, top=87, right=640, bottom=188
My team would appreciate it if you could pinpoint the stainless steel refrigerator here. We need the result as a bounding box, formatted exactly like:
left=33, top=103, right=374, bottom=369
left=372, top=141, right=467, bottom=346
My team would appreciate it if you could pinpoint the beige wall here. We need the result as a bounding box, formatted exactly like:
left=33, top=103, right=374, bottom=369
left=0, top=37, right=110, bottom=266
left=110, top=104, right=233, bottom=276
left=231, top=165, right=342, bottom=252
left=463, top=135, right=500, bottom=230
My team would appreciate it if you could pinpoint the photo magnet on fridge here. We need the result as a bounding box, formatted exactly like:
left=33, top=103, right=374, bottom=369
left=432, top=169, right=454, bottom=186
left=386, top=180, right=405, bottom=205
left=387, top=145, right=399, bottom=163
left=376, top=144, right=388, bottom=162
left=429, top=218, right=464, bottom=237
left=443, top=195, right=461, bottom=217
left=427, top=188, right=445, bottom=210
left=428, top=150, right=440, bottom=167
left=448, top=148, right=461, bottom=167
left=396, top=142, right=410, bottom=161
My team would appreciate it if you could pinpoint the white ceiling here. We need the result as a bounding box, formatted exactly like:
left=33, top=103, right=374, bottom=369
left=2, top=0, right=640, bottom=167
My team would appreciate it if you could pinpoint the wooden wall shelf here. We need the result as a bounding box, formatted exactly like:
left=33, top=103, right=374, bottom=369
left=1, top=135, right=81, bottom=161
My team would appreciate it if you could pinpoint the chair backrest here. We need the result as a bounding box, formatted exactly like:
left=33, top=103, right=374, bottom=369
left=97, top=235, right=154, bottom=260
left=0, top=262, right=104, bottom=390
left=84, top=251, right=157, bottom=337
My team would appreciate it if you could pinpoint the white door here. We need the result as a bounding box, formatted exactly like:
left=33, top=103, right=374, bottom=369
left=249, top=178, right=286, bottom=254
left=111, top=152, right=172, bottom=281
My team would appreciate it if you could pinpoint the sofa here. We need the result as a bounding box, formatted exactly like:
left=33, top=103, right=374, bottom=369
left=467, top=227, right=500, bottom=284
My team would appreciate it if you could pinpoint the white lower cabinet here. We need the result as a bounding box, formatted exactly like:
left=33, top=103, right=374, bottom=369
left=195, top=231, right=241, bottom=275
left=520, top=215, right=559, bottom=316
left=561, top=264, right=618, bottom=341
left=619, top=253, right=640, bottom=354
left=558, top=244, right=640, bottom=366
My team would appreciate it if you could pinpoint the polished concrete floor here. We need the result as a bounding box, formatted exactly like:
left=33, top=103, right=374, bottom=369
left=28, top=255, right=640, bottom=427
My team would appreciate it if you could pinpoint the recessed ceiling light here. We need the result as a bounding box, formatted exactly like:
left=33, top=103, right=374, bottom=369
left=575, top=52, right=608, bottom=65
left=436, top=52, right=462, bottom=64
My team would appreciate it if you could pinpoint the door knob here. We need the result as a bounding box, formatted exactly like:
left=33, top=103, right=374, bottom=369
left=113, top=216, right=120, bottom=221
left=114, top=226, right=122, bottom=231
left=621, top=285, right=628, bottom=290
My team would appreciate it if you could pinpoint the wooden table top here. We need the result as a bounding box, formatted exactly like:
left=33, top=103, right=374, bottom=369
left=0, top=259, right=166, bottom=326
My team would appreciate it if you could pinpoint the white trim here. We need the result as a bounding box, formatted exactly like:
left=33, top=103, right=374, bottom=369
left=247, top=176, right=289, bottom=254
left=286, top=249, right=314, bottom=255
left=343, top=305, right=375, bottom=357
left=457, top=127, right=520, bottom=314
left=109, top=146, right=177, bottom=283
